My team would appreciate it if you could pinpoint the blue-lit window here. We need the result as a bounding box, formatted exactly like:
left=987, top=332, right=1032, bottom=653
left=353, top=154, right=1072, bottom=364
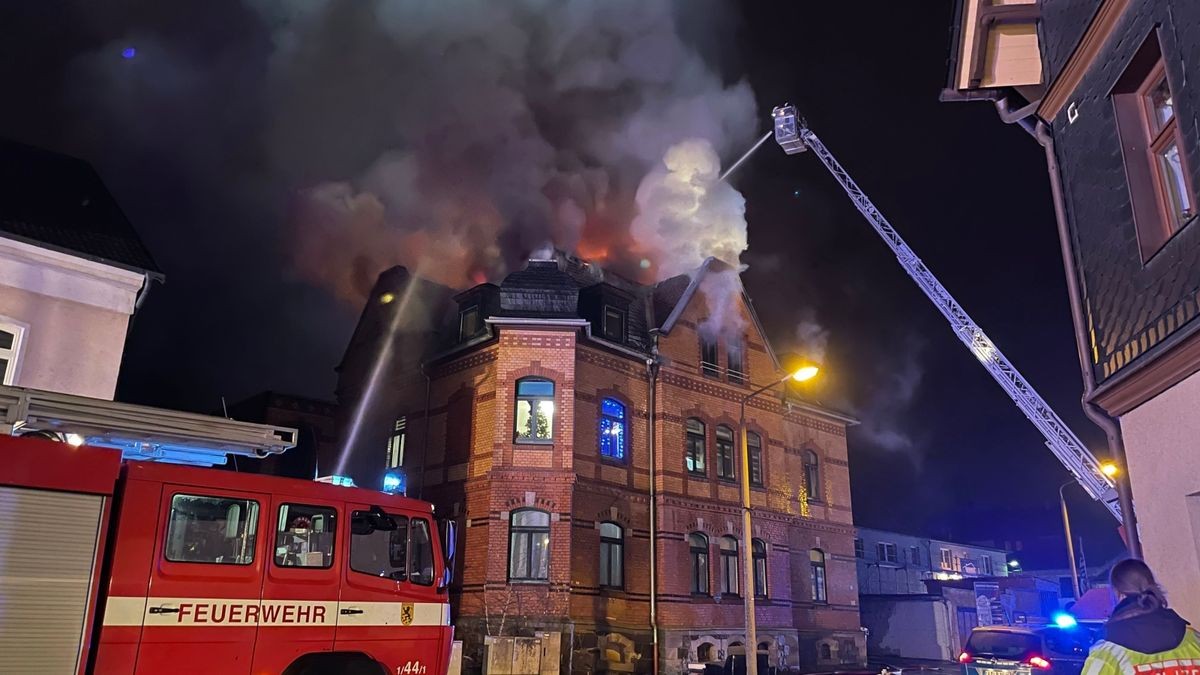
left=599, top=397, right=627, bottom=461
left=515, top=378, right=555, bottom=442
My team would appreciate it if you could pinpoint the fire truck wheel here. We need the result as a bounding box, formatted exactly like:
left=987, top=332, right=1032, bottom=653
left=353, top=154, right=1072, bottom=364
left=282, top=652, right=388, bottom=675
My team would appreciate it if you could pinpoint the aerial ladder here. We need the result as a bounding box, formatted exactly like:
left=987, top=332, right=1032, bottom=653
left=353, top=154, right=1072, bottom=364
left=764, top=104, right=1122, bottom=522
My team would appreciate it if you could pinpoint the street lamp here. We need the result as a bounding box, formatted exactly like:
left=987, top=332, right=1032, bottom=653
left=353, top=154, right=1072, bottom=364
left=1061, top=463, right=1119, bottom=599
left=739, top=365, right=819, bottom=675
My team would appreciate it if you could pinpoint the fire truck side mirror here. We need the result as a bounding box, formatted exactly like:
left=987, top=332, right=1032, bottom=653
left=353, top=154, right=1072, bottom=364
left=438, top=519, right=457, bottom=592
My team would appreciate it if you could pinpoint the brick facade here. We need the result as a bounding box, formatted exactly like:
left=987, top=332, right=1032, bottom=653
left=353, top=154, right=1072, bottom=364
left=334, top=256, right=864, bottom=673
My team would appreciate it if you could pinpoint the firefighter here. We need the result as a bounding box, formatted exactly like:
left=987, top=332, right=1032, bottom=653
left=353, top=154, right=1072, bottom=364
left=1083, top=559, right=1200, bottom=675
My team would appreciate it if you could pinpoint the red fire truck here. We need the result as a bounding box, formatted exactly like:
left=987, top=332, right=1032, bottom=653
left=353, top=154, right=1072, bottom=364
left=1, top=434, right=456, bottom=675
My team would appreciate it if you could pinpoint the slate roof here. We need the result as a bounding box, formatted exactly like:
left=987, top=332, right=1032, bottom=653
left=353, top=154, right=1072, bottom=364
left=0, top=139, right=161, bottom=276
left=497, top=259, right=580, bottom=318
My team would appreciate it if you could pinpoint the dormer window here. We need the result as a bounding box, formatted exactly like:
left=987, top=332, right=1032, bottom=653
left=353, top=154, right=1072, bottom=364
left=459, top=305, right=484, bottom=341
left=602, top=305, right=626, bottom=342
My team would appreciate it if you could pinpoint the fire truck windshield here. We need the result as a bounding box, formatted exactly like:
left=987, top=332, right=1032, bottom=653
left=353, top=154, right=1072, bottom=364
left=349, top=509, right=435, bottom=583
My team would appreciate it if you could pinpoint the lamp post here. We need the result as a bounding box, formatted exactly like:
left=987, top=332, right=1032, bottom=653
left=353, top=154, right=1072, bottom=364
left=739, top=365, right=819, bottom=675
left=1060, top=463, right=1119, bottom=599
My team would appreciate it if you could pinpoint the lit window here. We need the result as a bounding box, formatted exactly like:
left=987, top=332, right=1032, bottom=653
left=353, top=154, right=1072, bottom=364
left=810, top=549, right=827, bottom=602
left=940, top=548, right=954, bottom=570
left=727, top=339, right=745, bottom=384
left=803, top=450, right=821, bottom=502
left=685, top=418, right=706, bottom=476
left=602, top=305, right=626, bottom=342
left=1113, top=32, right=1195, bottom=260
left=0, top=321, right=25, bottom=385
left=700, top=334, right=719, bottom=378
left=719, top=536, right=739, bottom=596
left=515, top=378, right=555, bottom=442
left=747, top=432, right=763, bottom=486
left=386, top=416, right=406, bottom=468
left=459, top=306, right=484, bottom=341
left=599, top=398, right=627, bottom=461
left=508, top=509, right=550, bottom=581
left=716, top=425, right=735, bottom=480
left=599, top=522, right=623, bottom=588
left=689, top=532, right=709, bottom=595
left=877, top=542, right=898, bottom=564
left=753, top=538, right=768, bottom=598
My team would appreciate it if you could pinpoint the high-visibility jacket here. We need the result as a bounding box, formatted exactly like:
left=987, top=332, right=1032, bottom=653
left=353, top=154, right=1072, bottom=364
left=1084, top=629, right=1200, bottom=675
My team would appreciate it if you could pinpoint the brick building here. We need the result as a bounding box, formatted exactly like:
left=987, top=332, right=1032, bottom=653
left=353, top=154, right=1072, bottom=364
left=333, top=251, right=864, bottom=673
left=943, top=0, right=1200, bottom=618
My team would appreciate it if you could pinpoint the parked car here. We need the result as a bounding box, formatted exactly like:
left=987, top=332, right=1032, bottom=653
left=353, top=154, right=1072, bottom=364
left=959, top=625, right=1095, bottom=675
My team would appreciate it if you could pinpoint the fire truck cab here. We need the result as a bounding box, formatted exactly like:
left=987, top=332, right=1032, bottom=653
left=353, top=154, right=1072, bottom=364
left=1, top=434, right=455, bottom=675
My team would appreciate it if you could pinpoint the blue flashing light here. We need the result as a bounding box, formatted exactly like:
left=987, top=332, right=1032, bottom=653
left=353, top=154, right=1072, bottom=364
left=122, top=47, right=137, bottom=60
left=316, top=474, right=357, bottom=487
left=383, top=472, right=405, bottom=494
left=1053, top=613, right=1078, bottom=629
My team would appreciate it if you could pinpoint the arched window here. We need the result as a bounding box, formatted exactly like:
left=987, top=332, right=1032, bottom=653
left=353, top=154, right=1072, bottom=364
left=599, top=398, right=627, bottom=461
left=810, top=548, right=827, bottom=602
left=716, top=425, right=735, bottom=480
left=820, top=643, right=832, bottom=660
left=753, top=538, right=768, bottom=598
left=804, top=450, right=821, bottom=502
left=747, top=432, right=763, bottom=486
left=697, top=642, right=715, bottom=663
left=719, top=535, right=739, bottom=596
left=515, top=378, right=555, bottom=442
left=508, top=509, right=550, bottom=581
left=599, top=522, right=623, bottom=588
left=689, top=533, right=709, bottom=595
left=685, top=418, right=706, bottom=476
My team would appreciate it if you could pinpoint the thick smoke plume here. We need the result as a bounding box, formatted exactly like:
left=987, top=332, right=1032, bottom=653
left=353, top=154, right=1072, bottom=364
left=631, top=138, right=750, bottom=335
left=244, top=0, right=757, bottom=298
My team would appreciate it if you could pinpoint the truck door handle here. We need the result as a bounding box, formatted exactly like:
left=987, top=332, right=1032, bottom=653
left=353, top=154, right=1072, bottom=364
left=340, top=608, right=364, bottom=615
left=149, top=606, right=180, bottom=614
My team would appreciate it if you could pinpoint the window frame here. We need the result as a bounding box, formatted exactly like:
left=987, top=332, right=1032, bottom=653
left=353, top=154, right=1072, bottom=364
left=273, top=502, right=337, bottom=569
left=163, top=493, right=261, bottom=566
left=877, top=542, right=898, bottom=564
left=598, top=397, right=628, bottom=462
left=514, top=377, right=556, bottom=444
left=719, top=535, right=740, bottom=596
left=810, top=549, right=828, bottom=603
left=599, top=521, right=624, bottom=589
left=940, top=548, right=954, bottom=570
left=982, top=555, right=994, bottom=576
left=752, top=538, right=768, bottom=598
left=386, top=416, right=407, bottom=469
left=689, top=532, right=710, bottom=595
left=459, top=305, right=484, bottom=341
left=685, top=418, right=707, bottom=477
left=349, top=510, right=410, bottom=581
left=407, top=517, right=436, bottom=586
left=803, top=450, right=822, bottom=502
left=602, top=305, right=626, bottom=342
left=1113, top=30, right=1196, bottom=261
left=700, top=334, right=720, bottom=379
left=854, top=538, right=865, bottom=559
left=0, top=318, right=27, bottom=386
left=909, top=546, right=922, bottom=567
left=715, top=425, right=736, bottom=481
left=747, top=431, right=764, bottom=487
left=507, top=508, right=551, bottom=582
left=727, top=338, right=746, bottom=385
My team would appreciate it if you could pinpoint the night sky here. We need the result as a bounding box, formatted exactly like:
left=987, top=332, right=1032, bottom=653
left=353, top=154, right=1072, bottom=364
left=0, top=1, right=1123, bottom=567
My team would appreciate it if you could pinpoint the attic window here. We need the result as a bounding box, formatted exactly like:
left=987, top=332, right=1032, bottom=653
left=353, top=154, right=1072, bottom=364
left=700, top=335, right=719, bottom=378
left=459, top=306, right=484, bottom=341
left=727, top=339, right=745, bottom=385
left=602, top=305, right=626, bottom=342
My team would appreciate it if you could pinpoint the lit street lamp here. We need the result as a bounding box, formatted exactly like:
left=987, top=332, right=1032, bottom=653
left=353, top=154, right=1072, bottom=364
left=1060, top=463, right=1118, bottom=599
left=739, top=364, right=820, bottom=675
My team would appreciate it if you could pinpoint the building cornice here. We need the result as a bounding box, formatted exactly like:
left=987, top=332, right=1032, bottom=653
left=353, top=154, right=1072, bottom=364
left=0, top=236, right=145, bottom=314
left=1037, top=0, right=1131, bottom=121
left=1091, top=321, right=1200, bottom=416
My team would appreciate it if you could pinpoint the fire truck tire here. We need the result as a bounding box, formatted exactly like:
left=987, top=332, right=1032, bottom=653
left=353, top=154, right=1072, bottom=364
left=282, top=652, right=388, bottom=675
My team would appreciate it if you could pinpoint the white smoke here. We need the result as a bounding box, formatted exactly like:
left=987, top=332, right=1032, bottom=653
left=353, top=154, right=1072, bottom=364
left=795, top=309, right=830, bottom=363
left=631, top=138, right=749, bottom=335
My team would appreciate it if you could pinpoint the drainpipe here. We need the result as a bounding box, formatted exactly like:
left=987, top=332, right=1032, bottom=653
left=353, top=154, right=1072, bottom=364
left=1032, top=119, right=1141, bottom=558
left=416, top=361, right=433, bottom=499
left=646, top=333, right=662, bottom=675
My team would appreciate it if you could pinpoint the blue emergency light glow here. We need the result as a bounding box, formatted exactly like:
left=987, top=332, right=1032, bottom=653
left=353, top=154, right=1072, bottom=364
left=316, top=474, right=356, bottom=487
left=1052, top=613, right=1077, bottom=629
left=383, top=472, right=404, bottom=494
left=122, top=47, right=137, bottom=59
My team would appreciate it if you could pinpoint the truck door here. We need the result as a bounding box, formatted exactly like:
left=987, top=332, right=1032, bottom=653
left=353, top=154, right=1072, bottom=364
left=336, top=503, right=448, bottom=675
left=135, top=485, right=267, bottom=675
left=251, top=498, right=340, bottom=673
